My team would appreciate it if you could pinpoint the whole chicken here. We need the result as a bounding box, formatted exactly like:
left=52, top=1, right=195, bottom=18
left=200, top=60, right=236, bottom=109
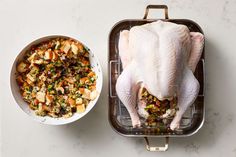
left=116, top=20, right=204, bottom=130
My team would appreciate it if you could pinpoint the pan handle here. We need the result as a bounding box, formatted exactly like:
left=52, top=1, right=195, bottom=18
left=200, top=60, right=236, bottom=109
left=143, top=5, right=169, bottom=19
left=144, top=137, right=169, bottom=151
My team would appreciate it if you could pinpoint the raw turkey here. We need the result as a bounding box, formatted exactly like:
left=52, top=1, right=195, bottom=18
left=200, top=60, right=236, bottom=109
left=116, top=20, right=204, bottom=130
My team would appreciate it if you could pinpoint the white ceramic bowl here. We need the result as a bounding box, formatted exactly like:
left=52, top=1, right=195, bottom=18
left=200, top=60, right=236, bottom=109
left=10, top=35, right=103, bottom=125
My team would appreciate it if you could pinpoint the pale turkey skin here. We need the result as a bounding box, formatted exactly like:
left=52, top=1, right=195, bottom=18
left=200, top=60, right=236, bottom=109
left=116, top=20, right=204, bottom=130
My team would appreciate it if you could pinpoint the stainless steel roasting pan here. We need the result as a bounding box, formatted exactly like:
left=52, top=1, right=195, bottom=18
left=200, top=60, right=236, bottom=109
left=108, top=5, right=205, bottom=151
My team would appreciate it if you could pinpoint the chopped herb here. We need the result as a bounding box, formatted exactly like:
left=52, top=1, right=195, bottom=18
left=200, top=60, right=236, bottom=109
left=89, top=77, right=95, bottom=83
left=47, top=84, right=54, bottom=91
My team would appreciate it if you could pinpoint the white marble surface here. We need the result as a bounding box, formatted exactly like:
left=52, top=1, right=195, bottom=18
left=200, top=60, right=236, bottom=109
left=1, top=0, right=236, bottom=156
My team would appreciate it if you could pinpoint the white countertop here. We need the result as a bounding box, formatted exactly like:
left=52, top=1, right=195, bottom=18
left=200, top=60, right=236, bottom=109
left=1, top=0, right=236, bottom=156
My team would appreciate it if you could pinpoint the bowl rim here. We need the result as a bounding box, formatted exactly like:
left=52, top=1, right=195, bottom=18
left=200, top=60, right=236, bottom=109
left=10, top=35, right=103, bottom=125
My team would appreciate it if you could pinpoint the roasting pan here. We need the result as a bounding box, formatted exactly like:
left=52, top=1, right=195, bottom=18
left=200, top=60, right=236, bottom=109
left=108, top=5, right=205, bottom=151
